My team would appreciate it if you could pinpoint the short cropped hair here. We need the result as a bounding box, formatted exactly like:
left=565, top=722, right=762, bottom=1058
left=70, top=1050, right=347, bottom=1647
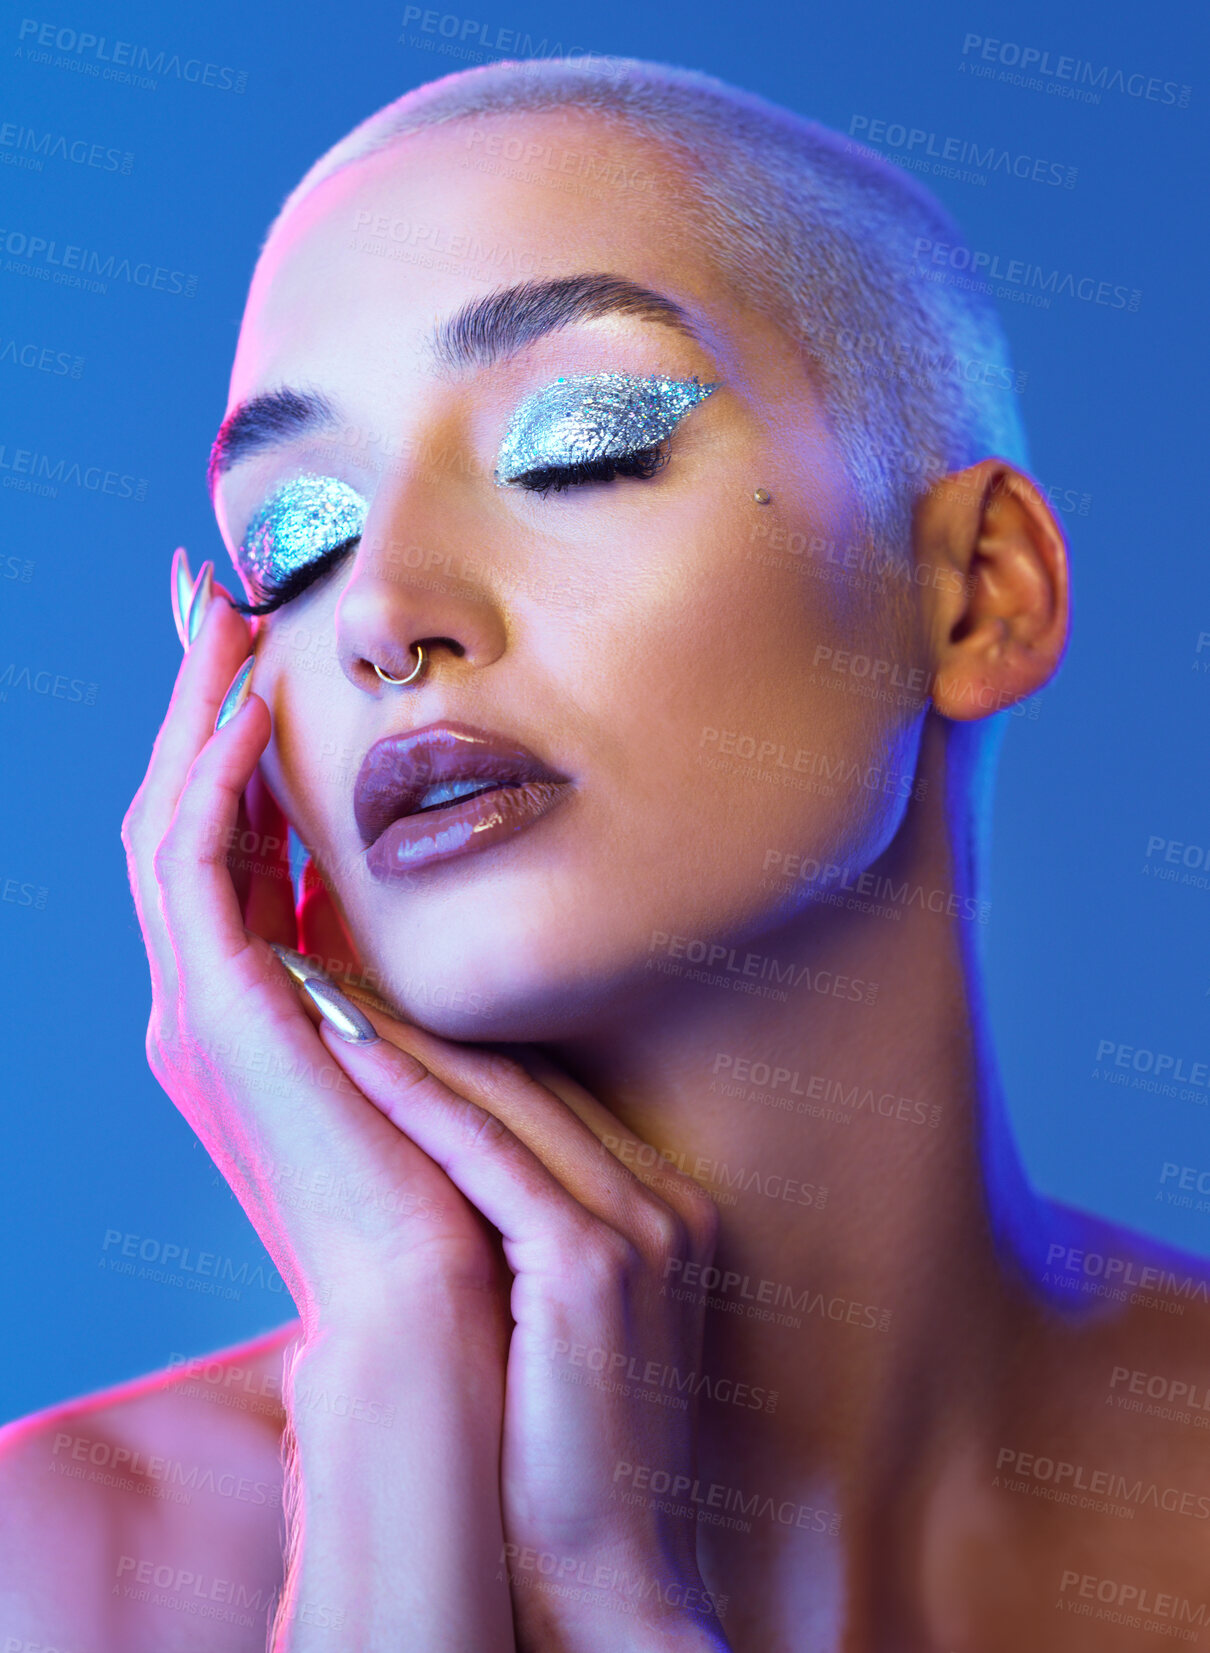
left=264, top=55, right=1028, bottom=563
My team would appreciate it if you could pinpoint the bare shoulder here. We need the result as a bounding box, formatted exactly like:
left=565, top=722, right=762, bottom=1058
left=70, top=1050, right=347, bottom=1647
left=0, top=1321, right=299, bottom=1652
left=919, top=1207, right=1210, bottom=1649
left=995, top=1204, right=1210, bottom=1615
left=1031, top=1197, right=1210, bottom=1379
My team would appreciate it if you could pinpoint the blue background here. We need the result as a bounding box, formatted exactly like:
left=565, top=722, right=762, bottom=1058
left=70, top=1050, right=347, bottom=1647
left=1, top=0, right=1206, bottom=1423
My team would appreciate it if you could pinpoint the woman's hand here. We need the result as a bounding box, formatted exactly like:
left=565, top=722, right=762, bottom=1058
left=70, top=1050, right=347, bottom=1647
left=121, top=580, right=517, bottom=1649
left=122, top=578, right=504, bottom=1320
left=319, top=1011, right=734, bottom=1652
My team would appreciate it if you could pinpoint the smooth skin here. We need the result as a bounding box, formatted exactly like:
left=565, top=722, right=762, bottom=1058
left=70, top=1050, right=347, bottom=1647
left=1, top=107, right=1208, bottom=1652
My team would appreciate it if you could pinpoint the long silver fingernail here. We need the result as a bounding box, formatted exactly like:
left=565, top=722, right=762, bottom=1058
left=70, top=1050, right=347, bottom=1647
left=301, top=976, right=379, bottom=1044
left=185, top=560, right=215, bottom=645
left=171, top=547, right=194, bottom=648
left=270, top=943, right=330, bottom=986
left=214, top=654, right=254, bottom=731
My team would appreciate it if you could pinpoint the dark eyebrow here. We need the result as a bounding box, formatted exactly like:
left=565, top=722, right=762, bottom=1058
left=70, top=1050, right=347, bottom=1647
left=430, top=272, right=702, bottom=370
left=208, top=386, right=339, bottom=495
left=208, top=275, right=700, bottom=492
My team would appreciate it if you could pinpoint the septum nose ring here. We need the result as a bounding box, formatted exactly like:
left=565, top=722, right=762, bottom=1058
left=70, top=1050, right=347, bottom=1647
left=373, top=643, right=426, bottom=686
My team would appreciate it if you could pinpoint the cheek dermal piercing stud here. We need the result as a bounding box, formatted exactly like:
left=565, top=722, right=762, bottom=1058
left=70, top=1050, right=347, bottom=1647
left=753, top=488, right=772, bottom=505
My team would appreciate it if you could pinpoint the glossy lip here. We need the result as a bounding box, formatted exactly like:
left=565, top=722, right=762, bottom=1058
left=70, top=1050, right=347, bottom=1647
left=354, top=721, right=573, bottom=879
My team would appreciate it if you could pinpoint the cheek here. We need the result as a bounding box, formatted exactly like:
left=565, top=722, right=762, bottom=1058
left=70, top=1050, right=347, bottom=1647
left=608, top=494, right=909, bottom=768
left=252, top=622, right=355, bottom=847
left=584, top=506, right=922, bottom=917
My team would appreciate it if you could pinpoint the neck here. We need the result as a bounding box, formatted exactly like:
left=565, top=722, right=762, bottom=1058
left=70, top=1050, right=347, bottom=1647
left=548, top=714, right=1043, bottom=1525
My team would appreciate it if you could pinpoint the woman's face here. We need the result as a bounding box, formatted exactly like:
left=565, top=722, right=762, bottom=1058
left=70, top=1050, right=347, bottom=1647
left=212, top=109, right=927, bottom=1039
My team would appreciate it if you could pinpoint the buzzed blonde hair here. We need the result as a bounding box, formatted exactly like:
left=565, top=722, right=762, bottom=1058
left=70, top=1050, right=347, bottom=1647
left=265, top=55, right=1028, bottom=563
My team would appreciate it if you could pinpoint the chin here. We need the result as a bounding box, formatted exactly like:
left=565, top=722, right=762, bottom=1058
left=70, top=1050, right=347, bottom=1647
left=384, top=971, right=615, bottom=1046
left=359, top=914, right=648, bottom=1045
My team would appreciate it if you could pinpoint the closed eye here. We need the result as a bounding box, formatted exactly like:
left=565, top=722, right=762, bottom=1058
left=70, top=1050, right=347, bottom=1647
left=231, top=535, right=360, bottom=616
left=510, top=445, right=669, bottom=496
left=494, top=372, right=718, bottom=489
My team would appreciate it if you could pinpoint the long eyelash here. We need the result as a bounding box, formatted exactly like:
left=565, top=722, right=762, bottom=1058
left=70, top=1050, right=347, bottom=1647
left=514, top=445, right=669, bottom=496
left=231, top=536, right=360, bottom=616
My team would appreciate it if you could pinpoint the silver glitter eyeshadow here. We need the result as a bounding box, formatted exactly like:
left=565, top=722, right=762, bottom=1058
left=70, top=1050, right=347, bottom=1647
left=494, top=372, right=718, bottom=485
left=237, top=475, right=368, bottom=594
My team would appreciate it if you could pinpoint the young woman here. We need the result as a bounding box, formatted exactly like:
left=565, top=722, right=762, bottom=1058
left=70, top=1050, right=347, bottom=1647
left=3, top=55, right=1207, bottom=1653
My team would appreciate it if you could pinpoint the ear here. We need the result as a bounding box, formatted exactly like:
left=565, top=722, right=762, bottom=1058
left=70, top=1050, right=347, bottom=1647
left=915, top=458, right=1070, bottom=722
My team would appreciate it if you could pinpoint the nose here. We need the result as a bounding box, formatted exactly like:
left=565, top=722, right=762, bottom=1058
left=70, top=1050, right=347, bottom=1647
left=333, top=474, right=508, bottom=694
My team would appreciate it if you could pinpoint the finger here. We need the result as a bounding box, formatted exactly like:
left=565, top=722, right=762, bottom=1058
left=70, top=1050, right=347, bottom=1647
left=322, top=1011, right=716, bottom=1265
left=136, top=585, right=251, bottom=840
left=329, top=996, right=673, bottom=1175
left=502, top=1050, right=716, bottom=1230
left=122, top=586, right=252, bottom=989
left=349, top=1013, right=716, bottom=1247
left=316, top=1022, right=630, bottom=1282
left=503, top=1050, right=720, bottom=1258
left=504, top=1047, right=634, bottom=1140
left=153, top=688, right=275, bottom=974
